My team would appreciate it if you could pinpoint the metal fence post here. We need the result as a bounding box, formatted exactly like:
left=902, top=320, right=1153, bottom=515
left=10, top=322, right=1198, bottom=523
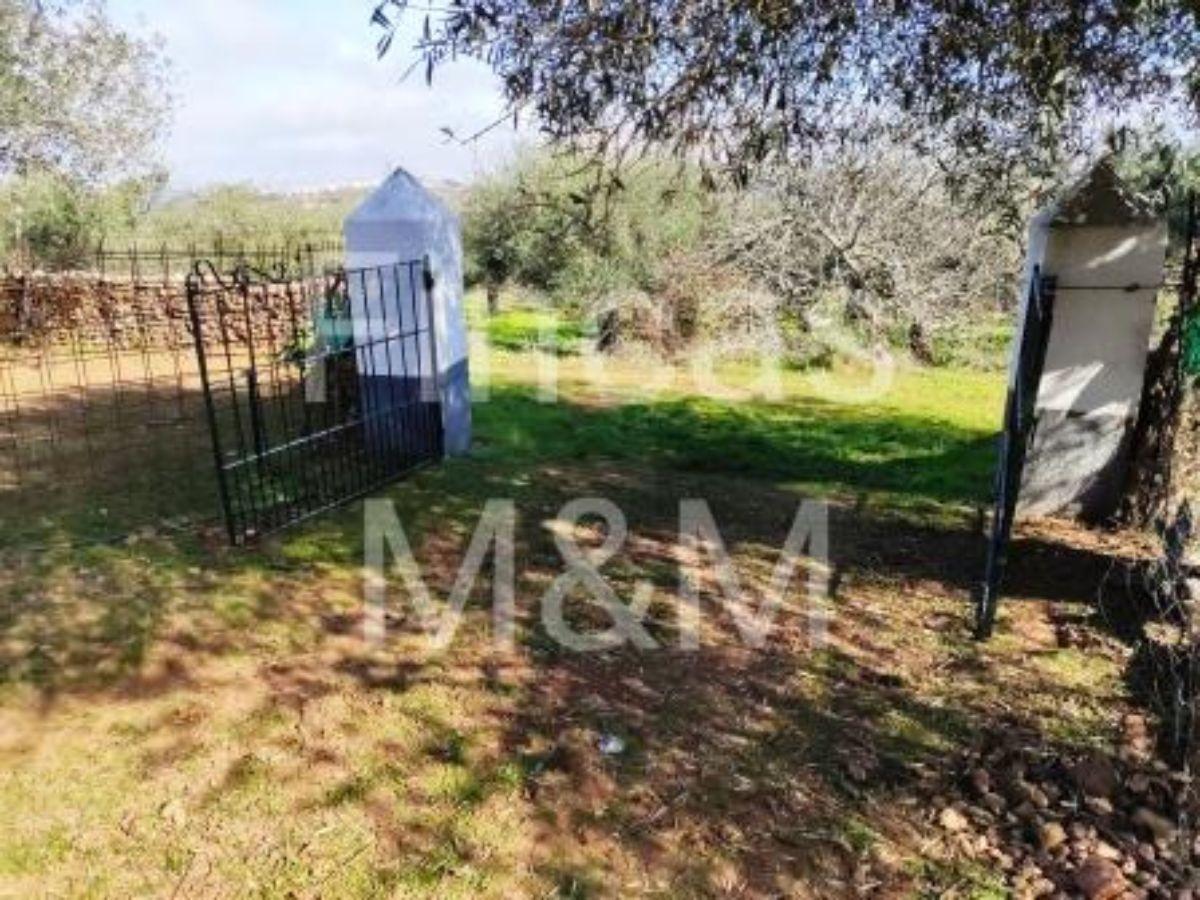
left=976, top=265, right=1057, bottom=639
left=186, top=269, right=237, bottom=545
left=421, top=255, right=442, bottom=404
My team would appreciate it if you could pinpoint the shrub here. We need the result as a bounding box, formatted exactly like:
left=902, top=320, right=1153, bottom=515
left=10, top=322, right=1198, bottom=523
left=462, top=152, right=714, bottom=307
left=714, top=147, right=1020, bottom=360
left=463, top=147, right=1020, bottom=367
left=130, top=184, right=359, bottom=247
left=0, top=171, right=101, bottom=269
left=1114, top=129, right=1200, bottom=257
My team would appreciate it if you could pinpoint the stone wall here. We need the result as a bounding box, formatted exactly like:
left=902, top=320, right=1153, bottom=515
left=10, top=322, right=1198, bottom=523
left=0, top=272, right=318, bottom=348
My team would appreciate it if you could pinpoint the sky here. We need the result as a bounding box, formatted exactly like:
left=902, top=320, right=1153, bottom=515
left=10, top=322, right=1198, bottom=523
left=108, top=0, right=528, bottom=192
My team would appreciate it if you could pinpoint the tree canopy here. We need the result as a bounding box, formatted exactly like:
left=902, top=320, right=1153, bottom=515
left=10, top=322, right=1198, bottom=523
left=0, top=0, right=171, bottom=183
left=373, top=0, right=1200, bottom=210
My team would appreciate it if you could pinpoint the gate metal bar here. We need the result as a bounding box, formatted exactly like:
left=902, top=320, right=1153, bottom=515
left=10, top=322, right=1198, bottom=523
left=976, top=266, right=1057, bottom=638
left=186, top=258, right=444, bottom=545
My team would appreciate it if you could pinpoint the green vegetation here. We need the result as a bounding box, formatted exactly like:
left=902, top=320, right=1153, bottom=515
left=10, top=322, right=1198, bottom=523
left=460, top=150, right=1023, bottom=368
left=1116, top=127, right=1200, bottom=253
left=126, top=184, right=365, bottom=248
left=378, top=0, right=1200, bottom=222
left=463, top=154, right=711, bottom=304
left=468, top=300, right=589, bottom=354
left=0, top=348, right=1137, bottom=897
left=0, top=170, right=120, bottom=269
left=1, top=0, right=169, bottom=183
left=473, top=355, right=1001, bottom=508
left=0, top=316, right=1002, bottom=551
left=0, top=179, right=360, bottom=268
left=457, top=132, right=1199, bottom=374
left=0, top=1, right=1191, bottom=892
left=0, top=0, right=171, bottom=267
left=0, top=1, right=1190, bottom=891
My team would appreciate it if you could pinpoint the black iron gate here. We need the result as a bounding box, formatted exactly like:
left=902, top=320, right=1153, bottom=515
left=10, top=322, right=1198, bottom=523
left=185, top=259, right=444, bottom=544
left=976, top=266, right=1057, bottom=638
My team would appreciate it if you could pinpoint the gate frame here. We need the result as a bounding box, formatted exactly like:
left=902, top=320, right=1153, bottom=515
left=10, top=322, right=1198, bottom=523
left=185, top=264, right=239, bottom=545
left=185, top=256, right=445, bottom=545
left=976, top=266, right=1058, bottom=638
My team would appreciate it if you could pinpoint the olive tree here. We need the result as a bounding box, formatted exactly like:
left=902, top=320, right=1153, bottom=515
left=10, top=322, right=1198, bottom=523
left=372, top=0, right=1198, bottom=218
left=0, top=0, right=171, bottom=183
left=716, top=145, right=1018, bottom=358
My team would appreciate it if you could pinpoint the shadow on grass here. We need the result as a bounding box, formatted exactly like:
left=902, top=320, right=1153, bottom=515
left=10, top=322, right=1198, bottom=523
left=0, top=375, right=1153, bottom=895
left=473, top=383, right=998, bottom=507
left=0, top=374, right=1096, bottom=697
left=498, top=639, right=975, bottom=893
left=1, top=368, right=994, bottom=550
left=229, top=462, right=1001, bottom=893
left=0, top=384, right=222, bottom=549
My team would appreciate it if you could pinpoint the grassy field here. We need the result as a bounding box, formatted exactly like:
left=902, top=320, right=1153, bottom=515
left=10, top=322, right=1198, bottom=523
left=0, top=324, right=1146, bottom=897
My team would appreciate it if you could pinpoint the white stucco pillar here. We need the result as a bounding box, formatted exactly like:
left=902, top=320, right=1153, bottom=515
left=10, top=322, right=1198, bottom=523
left=1016, top=161, right=1168, bottom=520
left=343, top=168, right=471, bottom=456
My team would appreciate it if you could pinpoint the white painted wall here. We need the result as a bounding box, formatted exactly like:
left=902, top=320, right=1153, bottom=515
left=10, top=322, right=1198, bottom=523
left=343, top=168, right=472, bottom=455
left=1036, top=225, right=1167, bottom=418
left=344, top=169, right=467, bottom=376
left=1015, top=173, right=1168, bottom=519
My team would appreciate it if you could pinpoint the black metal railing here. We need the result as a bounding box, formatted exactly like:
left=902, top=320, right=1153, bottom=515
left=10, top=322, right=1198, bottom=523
left=2, top=238, right=344, bottom=282
left=977, top=266, right=1057, bottom=638
left=186, top=259, right=444, bottom=545
left=0, top=246, right=338, bottom=547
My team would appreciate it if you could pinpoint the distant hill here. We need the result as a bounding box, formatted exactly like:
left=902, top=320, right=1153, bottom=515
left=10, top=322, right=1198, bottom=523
left=125, top=176, right=472, bottom=246
left=428, top=178, right=470, bottom=212
left=125, top=184, right=368, bottom=246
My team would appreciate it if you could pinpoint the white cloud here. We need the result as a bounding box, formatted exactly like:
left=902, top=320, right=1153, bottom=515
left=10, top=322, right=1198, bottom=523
left=108, top=0, right=530, bottom=190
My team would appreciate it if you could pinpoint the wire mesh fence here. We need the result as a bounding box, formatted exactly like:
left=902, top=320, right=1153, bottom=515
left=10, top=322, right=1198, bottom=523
left=0, top=242, right=343, bottom=548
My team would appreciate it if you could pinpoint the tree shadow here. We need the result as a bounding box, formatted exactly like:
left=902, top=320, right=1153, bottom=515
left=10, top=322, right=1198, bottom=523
left=0, top=373, right=1159, bottom=894
left=473, top=383, right=998, bottom=508
left=450, top=458, right=1128, bottom=895
left=0, top=377, right=1126, bottom=702
left=0, top=380, right=222, bottom=547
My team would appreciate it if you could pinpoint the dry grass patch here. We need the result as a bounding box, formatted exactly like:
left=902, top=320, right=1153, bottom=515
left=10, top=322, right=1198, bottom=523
left=0, top=354, right=1150, bottom=897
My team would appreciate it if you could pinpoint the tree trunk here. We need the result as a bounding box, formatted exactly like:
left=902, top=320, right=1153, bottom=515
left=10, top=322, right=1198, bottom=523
left=1121, top=196, right=1198, bottom=527
left=486, top=281, right=500, bottom=316
left=908, top=320, right=935, bottom=365
left=596, top=309, right=619, bottom=353
left=1119, top=318, right=1185, bottom=528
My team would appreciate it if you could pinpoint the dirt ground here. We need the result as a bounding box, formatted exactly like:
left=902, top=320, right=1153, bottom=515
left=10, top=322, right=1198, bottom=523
left=0, top=466, right=1167, bottom=897
left=0, top=355, right=1180, bottom=897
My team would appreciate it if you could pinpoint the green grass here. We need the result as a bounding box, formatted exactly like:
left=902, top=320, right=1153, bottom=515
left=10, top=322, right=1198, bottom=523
left=0, top=347, right=1139, bottom=899
left=0, top=350, right=1006, bottom=696
left=480, top=308, right=589, bottom=353
left=474, top=352, right=1002, bottom=511
left=926, top=311, right=1014, bottom=370
left=0, top=326, right=1003, bottom=552
left=467, top=291, right=589, bottom=354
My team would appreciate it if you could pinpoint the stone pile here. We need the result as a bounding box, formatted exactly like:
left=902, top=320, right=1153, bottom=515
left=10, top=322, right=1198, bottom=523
left=929, top=721, right=1199, bottom=898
